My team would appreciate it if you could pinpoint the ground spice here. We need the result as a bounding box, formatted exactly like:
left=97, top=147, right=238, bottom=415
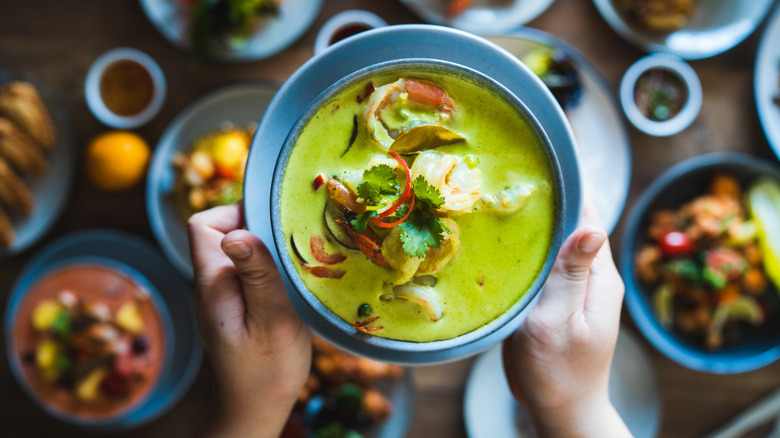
left=99, top=60, right=154, bottom=117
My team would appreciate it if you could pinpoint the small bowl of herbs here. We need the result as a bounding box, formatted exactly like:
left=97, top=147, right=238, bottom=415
left=620, top=53, right=702, bottom=137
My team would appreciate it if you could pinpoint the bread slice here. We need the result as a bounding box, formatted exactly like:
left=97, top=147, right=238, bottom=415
left=0, top=207, right=14, bottom=248
left=0, top=81, right=55, bottom=151
left=0, top=117, right=48, bottom=176
left=0, top=155, right=34, bottom=216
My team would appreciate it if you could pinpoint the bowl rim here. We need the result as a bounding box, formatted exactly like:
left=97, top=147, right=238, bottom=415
left=5, top=255, right=175, bottom=427
left=270, top=58, right=565, bottom=360
left=620, top=53, right=702, bottom=137
left=84, top=47, right=166, bottom=129
left=619, top=152, right=780, bottom=373
left=314, top=9, right=388, bottom=56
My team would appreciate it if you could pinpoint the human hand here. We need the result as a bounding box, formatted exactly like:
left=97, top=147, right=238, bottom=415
left=188, top=203, right=312, bottom=438
left=502, top=199, right=631, bottom=437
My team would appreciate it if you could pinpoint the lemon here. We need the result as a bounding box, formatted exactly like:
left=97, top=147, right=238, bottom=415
left=85, top=131, right=150, bottom=192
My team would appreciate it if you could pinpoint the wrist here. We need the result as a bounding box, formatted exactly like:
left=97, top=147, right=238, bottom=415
left=529, top=391, right=630, bottom=438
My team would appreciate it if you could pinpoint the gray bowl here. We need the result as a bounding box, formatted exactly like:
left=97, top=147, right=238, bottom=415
left=270, top=59, right=565, bottom=364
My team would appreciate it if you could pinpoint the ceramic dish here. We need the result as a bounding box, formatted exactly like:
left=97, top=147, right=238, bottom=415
left=620, top=53, right=702, bottom=137
left=0, top=68, right=74, bottom=259
left=139, top=0, right=322, bottom=62
left=84, top=47, right=166, bottom=129
left=487, top=28, right=631, bottom=234
left=146, top=82, right=278, bottom=279
left=592, top=0, right=774, bottom=60
left=400, top=0, right=555, bottom=35
left=243, top=24, right=582, bottom=363
left=463, top=328, right=661, bottom=438
left=5, top=229, right=202, bottom=429
left=270, top=58, right=565, bottom=364
left=314, top=9, right=388, bottom=55
left=620, top=152, right=780, bottom=374
left=755, top=3, right=780, bottom=158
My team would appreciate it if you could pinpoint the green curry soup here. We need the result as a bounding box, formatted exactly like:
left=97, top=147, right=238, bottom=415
left=280, top=69, right=555, bottom=342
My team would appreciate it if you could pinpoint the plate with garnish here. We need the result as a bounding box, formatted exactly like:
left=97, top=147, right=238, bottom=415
left=486, top=28, right=631, bottom=234
left=755, top=3, right=780, bottom=158
left=0, top=68, right=74, bottom=258
left=400, top=0, right=555, bottom=34
left=139, top=0, right=323, bottom=62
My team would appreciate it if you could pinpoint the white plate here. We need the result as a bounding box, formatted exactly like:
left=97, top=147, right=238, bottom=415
left=487, top=29, right=631, bottom=234
left=139, top=0, right=323, bottom=62
left=400, top=0, right=555, bottom=34
left=592, top=0, right=774, bottom=60
left=146, top=82, right=278, bottom=279
left=464, top=328, right=662, bottom=438
left=0, top=69, right=74, bottom=258
left=755, top=4, right=780, bottom=157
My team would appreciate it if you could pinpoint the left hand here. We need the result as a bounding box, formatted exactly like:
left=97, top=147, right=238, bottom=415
left=188, top=203, right=312, bottom=438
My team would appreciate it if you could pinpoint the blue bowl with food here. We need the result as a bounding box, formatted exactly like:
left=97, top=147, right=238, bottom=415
left=620, top=152, right=780, bottom=373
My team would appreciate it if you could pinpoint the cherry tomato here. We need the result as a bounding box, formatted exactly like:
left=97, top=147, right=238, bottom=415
left=659, top=231, right=694, bottom=258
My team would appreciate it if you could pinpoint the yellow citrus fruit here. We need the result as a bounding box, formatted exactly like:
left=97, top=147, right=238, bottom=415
left=85, top=131, right=150, bottom=191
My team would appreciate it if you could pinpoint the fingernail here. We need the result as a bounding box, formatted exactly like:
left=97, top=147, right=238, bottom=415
left=578, top=233, right=605, bottom=253
left=223, top=240, right=252, bottom=260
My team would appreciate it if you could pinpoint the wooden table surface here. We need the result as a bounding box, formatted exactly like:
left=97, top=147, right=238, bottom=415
left=2, top=0, right=780, bottom=437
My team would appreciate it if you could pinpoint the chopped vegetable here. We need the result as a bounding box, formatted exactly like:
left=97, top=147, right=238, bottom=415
left=659, top=231, right=694, bottom=258
left=387, top=125, right=465, bottom=154
left=310, top=235, right=347, bottom=265
left=302, top=265, right=346, bottom=279
left=357, top=304, right=372, bottom=318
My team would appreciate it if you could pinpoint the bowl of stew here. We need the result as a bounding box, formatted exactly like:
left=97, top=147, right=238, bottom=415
left=269, top=58, right=565, bottom=364
left=620, top=152, right=780, bottom=373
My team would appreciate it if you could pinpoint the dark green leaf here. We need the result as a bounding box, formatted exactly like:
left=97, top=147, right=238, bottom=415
left=350, top=211, right=376, bottom=234
left=399, top=209, right=447, bottom=257
left=357, top=164, right=398, bottom=204
left=412, top=175, right=445, bottom=209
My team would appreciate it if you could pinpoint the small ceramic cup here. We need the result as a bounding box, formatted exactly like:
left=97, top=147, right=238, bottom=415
left=314, top=10, right=388, bottom=56
left=620, top=53, right=702, bottom=137
left=85, top=47, right=166, bottom=129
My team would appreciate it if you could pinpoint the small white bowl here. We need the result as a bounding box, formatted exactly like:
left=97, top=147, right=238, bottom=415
left=620, top=53, right=702, bottom=137
left=314, top=10, right=387, bottom=56
left=85, top=47, right=166, bottom=129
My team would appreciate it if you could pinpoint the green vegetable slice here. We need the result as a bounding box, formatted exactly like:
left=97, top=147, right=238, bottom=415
left=748, top=178, right=780, bottom=294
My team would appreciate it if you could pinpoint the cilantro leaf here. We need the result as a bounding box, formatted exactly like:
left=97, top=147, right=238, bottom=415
left=399, top=209, right=448, bottom=258
left=412, top=175, right=444, bottom=209
left=351, top=211, right=376, bottom=234
left=357, top=165, right=399, bottom=204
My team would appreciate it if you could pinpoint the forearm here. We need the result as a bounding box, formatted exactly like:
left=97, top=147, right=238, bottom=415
left=530, top=394, right=633, bottom=438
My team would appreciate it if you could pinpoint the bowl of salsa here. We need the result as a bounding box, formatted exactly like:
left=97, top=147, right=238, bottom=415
left=270, top=58, right=565, bottom=364
left=620, top=53, right=702, bottom=137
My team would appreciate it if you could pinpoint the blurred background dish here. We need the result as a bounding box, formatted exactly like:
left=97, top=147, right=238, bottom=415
left=146, top=82, right=278, bottom=279
left=84, top=47, right=166, bottom=129
left=463, top=328, right=662, bottom=438
left=400, top=0, right=555, bottom=35
left=755, top=3, right=780, bottom=159
left=0, top=68, right=74, bottom=259
left=620, top=153, right=780, bottom=373
left=487, top=28, right=631, bottom=234
left=620, top=53, right=702, bottom=137
left=243, top=24, right=582, bottom=362
left=5, top=229, right=201, bottom=430
left=139, top=0, right=323, bottom=62
left=592, top=0, right=774, bottom=60
left=314, top=9, right=388, bottom=55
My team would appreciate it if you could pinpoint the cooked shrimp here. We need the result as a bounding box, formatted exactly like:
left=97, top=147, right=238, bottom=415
left=479, top=184, right=535, bottom=214
left=411, top=150, right=482, bottom=213
left=418, top=218, right=459, bottom=274
left=364, top=79, right=455, bottom=150
left=381, top=225, right=423, bottom=284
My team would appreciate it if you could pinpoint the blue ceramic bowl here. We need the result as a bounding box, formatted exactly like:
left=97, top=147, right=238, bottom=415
left=620, top=152, right=780, bottom=373
left=5, top=230, right=202, bottom=430
left=270, top=58, right=565, bottom=364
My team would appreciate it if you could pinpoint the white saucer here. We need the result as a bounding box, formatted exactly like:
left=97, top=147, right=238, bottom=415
left=464, top=328, right=662, bottom=438
left=400, top=0, right=556, bottom=35
left=487, top=28, right=632, bottom=234
left=755, top=4, right=780, bottom=158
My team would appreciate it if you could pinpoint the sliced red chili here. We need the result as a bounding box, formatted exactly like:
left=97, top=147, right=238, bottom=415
left=302, top=264, right=346, bottom=279
left=377, top=152, right=412, bottom=219
left=312, top=174, right=326, bottom=191
left=370, top=195, right=415, bottom=228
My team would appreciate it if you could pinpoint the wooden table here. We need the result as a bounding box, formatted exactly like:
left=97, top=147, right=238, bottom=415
left=1, top=0, right=779, bottom=436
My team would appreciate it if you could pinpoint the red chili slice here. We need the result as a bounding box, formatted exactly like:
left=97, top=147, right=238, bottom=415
left=370, top=195, right=415, bottom=228
left=302, top=264, right=346, bottom=279
left=377, top=152, right=412, bottom=220
left=312, top=174, right=326, bottom=191
left=406, top=79, right=449, bottom=108
left=309, top=235, right=347, bottom=265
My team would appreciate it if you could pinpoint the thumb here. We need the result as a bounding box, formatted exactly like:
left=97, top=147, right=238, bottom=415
left=537, top=227, right=607, bottom=319
left=221, top=230, right=291, bottom=321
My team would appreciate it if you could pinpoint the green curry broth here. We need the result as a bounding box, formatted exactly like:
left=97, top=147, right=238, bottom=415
left=280, top=71, right=555, bottom=342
